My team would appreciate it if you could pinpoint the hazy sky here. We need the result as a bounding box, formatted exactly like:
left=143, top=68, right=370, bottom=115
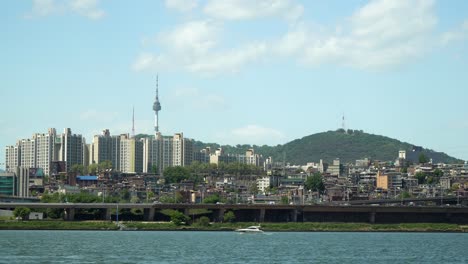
left=2, top=0, right=468, bottom=168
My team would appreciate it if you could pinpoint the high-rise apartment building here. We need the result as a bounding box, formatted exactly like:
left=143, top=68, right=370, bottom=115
left=57, top=128, right=85, bottom=171
left=90, top=129, right=123, bottom=170
left=120, top=134, right=143, bottom=173
left=4, top=128, right=85, bottom=175
left=19, top=138, right=36, bottom=169
left=5, top=145, right=20, bottom=172
left=143, top=136, right=160, bottom=173
left=34, top=128, right=57, bottom=176
left=142, top=132, right=194, bottom=174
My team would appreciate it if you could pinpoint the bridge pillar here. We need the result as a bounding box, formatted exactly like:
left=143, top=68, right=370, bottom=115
left=218, top=208, right=226, bottom=222
left=144, top=208, right=156, bottom=221
left=105, top=208, right=112, bottom=220
left=65, top=208, right=75, bottom=221
left=291, top=209, right=298, bottom=222
left=259, top=208, right=265, bottom=223
left=369, top=211, right=375, bottom=224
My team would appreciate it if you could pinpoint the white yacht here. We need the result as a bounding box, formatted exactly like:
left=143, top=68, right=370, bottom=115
left=235, top=226, right=263, bottom=233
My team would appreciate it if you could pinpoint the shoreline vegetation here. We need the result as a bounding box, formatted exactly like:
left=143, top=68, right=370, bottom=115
left=0, top=220, right=467, bottom=232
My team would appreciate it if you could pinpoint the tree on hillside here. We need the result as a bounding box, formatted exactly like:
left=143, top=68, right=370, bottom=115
left=415, top=172, right=426, bottom=184
left=305, top=173, right=325, bottom=194
left=203, top=193, right=221, bottom=204
left=163, top=166, right=190, bottom=183
left=419, top=153, right=429, bottom=164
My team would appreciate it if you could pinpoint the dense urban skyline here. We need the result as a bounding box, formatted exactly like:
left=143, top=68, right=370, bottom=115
left=2, top=0, right=468, bottom=170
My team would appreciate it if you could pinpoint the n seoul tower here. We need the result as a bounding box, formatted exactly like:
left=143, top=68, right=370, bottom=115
left=153, top=75, right=162, bottom=133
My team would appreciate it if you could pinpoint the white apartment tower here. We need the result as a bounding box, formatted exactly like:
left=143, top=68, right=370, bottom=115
left=34, top=128, right=57, bottom=175
left=120, top=134, right=143, bottom=173
left=5, top=145, right=20, bottom=172
left=5, top=128, right=86, bottom=175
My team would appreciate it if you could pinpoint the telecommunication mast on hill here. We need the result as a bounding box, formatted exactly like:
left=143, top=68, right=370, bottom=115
left=153, top=75, right=162, bottom=134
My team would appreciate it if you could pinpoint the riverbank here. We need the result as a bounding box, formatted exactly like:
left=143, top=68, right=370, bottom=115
left=1, top=220, right=467, bottom=232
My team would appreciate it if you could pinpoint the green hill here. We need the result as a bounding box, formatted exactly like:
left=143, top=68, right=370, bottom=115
left=195, top=130, right=461, bottom=165
left=137, top=130, right=461, bottom=165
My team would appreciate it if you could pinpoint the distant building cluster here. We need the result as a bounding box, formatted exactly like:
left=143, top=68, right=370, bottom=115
left=2, top=77, right=267, bottom=198
left=2, top=78, right=467, bottom=205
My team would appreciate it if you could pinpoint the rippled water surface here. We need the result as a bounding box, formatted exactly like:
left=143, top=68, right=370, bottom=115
left=1, top=231, right=467, bottom=263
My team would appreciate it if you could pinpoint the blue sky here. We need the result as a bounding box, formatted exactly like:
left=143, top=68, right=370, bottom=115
left=1, top=0, right=468, bottom=168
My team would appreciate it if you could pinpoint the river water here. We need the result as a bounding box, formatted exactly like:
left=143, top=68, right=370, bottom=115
left=0, top=231, right=467, bottom=263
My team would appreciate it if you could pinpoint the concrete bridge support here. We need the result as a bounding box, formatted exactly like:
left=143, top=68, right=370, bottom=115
left=369, top=211, right=376, bottom=224
left=144, top=208, right=155, bottom=221
left=105, top=208, right=112, bottom=220
left=291, top=209, right=298, bottom=222
left=64, top=208, right=75, bottom=221
left=259, top=208, right=265, bottom=222
left=217, top=208, right=225, bottom=222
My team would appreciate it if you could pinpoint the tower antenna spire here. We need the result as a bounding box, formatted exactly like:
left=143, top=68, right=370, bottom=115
left=153, top=74, right=162, bottom=134
left=342, top=113, right=346, bottom=133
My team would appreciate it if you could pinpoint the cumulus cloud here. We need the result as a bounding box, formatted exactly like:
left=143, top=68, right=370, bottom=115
left=165, top=0, right=198, bottom=13
left=24, top=0, right=105, bottom=20
left=134, top=0, right=468, bottom=75
left=440, top=19, right=468, bottom=45
left=69, top=0, right=105, bottom=19
left=276, top=0, right=438, bottom=69
left=132, top=20, right=268, bottom=74
left=204, top=0, right=303, bottom=22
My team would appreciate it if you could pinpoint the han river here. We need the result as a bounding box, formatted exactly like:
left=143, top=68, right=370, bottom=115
left=0, top=230, right=467, bottom=263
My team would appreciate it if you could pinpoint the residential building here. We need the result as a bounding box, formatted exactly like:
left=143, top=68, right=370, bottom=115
left=120, top=134, right=143, bottom=173
left=5, top=128, right=86, bottom=175
left=143, top=132, right=194, bottom=173
left=34, top=128, right=57, bottom=176
left=5, top=145, right=19, bottom=173
left=90, top=129, right=122, bottom=170
left=57, top=128, right=85, bottom=171
left=327, top=158, right=342, bottom=176
left=19, top=138, right=36, bottom=169
left=376, top=171, right=403, bottom=190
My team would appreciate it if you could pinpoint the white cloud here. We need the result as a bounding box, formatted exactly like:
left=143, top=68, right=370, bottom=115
left=133, top=0, right=468, bottom=75
left=165, top=0, right=198, bottom=13
left=204, top=0, right=303, bottom=22
left=159, top=20, right=219, bottom=56
left=441, top=19, right=468, bottom=45
left=276, top=0, right=438, bottom=69
left=24, top=0, right=105, bottom=20
left=132, top=20, right=268, bottom=75
left=186, top=42, right=268, bottom=75
left=226, top=125, right=285, bottom=145
left=24, top=0, right=62, bottom=18
left=70, top=0, right=105, bottom=20
left=132, top=53, right=167, bottom=72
